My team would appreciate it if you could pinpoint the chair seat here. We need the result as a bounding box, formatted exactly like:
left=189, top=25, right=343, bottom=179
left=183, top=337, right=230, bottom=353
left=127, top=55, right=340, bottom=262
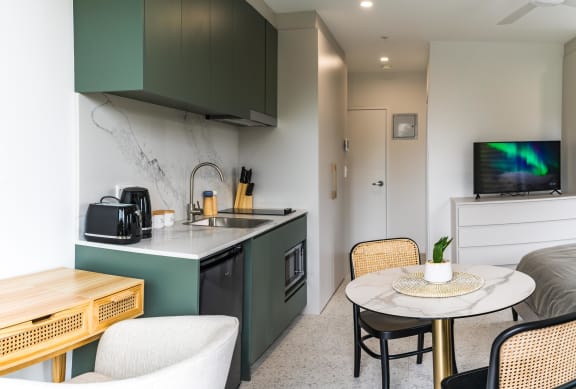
left=360, top=310, right=432, bottom=339
left=441, top=367, right=488, bottom=388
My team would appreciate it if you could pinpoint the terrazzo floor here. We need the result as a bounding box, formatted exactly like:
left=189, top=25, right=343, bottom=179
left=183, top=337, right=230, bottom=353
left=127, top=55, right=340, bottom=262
left=240, top=280, right=518, bottom=389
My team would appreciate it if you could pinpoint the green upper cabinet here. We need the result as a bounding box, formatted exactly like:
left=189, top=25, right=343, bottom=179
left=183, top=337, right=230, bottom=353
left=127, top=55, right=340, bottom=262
left=231, top=0, right=266, bottom=117
left=265, top=21, right=278, bottom=118
left=143, top=0, right=186, bottom=100
left=74, top=0, right=146, bottom=92
left=210, top=0, right=237, bottom=115
left=181, top=0, right=212, bottom=108
left=74, top=0, right=277, bottom=124
left=74, top=0, right=209, bottom=111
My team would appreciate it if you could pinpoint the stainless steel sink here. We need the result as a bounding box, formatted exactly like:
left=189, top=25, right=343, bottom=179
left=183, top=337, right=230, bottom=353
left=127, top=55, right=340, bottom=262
left=183, top=217, right=272, bottom=228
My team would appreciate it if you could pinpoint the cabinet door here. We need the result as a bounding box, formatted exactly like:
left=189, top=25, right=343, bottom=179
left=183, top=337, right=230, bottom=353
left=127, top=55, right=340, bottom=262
left=181, top=0, right=211, bottom=106
left=232, top=0, right=266, bottom=117
left=248, top=216, right=307, bottom=365
left=265, top=21, right=278, bottom=117
left=210, top=0, right=236, bottom=114
left=249, top=231, right=277, bottom=364
left=74, top=0, right=144, bottom=92
left=144, top=0, right=182, bottom=98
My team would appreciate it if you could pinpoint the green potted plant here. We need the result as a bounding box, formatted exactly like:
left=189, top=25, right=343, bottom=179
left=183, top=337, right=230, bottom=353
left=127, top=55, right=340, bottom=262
left=424, top=236, right=453, bottom=283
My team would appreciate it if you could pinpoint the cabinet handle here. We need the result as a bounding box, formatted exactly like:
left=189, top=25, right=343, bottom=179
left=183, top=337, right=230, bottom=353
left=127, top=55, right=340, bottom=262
left=31, top=314, right=53, bottom=324
left=110, top=291, right=135, bottom=303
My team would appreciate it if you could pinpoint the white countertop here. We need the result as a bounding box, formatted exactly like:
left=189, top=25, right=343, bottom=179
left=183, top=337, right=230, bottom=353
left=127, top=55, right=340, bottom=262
left=76, top=210, right=307, bottom=260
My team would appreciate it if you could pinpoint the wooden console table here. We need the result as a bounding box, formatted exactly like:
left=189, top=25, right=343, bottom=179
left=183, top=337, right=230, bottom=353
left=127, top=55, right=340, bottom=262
left=0, top=268, right=144, bottom=382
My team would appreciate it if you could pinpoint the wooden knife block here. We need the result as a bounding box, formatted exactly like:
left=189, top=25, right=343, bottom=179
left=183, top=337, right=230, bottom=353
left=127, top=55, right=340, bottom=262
left=234, top=184, right=253, bottom=210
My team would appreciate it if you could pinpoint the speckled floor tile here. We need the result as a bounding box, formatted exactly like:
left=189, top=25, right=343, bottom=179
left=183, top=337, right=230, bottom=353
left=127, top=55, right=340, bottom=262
left=240, top=281, right=516, bottom=389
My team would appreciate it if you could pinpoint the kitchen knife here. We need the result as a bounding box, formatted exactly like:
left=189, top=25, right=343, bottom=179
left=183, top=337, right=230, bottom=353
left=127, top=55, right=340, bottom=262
left=246, top=182, right=254, bottom=196
left=242, top=182, right=254, bottom=209
left=235, top=166, right=248, bottom=209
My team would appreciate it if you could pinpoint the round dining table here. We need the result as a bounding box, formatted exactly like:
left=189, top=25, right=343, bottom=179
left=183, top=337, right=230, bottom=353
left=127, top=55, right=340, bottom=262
left=345, top=264, right=535, bottom=389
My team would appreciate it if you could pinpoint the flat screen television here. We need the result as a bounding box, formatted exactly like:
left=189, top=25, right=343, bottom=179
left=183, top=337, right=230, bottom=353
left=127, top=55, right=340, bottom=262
left=473, top=141, right=561, bottom=197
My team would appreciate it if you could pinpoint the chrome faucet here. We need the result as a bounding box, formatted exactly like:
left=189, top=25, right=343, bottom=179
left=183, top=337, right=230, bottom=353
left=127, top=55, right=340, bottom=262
left=188, top=162, right=224, bottom=221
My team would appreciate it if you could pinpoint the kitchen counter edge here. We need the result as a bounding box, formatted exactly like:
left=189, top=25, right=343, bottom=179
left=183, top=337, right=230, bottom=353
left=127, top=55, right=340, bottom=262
left=75, top=210, right=307, bottom=260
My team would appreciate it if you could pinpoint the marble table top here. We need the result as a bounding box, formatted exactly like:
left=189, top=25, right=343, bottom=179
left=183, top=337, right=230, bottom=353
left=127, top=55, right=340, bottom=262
left=345, top=264, right=535, bottom=320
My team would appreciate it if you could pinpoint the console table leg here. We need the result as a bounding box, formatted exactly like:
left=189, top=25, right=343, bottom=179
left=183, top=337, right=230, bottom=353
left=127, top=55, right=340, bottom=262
left=51, top=354, right=66, bottom=383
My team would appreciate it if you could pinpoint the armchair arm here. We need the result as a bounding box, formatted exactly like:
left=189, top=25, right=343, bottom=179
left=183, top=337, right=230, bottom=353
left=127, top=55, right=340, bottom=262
left=94, top=315, right=238, bottom=381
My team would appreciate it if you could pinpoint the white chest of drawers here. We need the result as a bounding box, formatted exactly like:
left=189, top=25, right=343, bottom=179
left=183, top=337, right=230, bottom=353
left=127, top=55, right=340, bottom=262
left=451, top=195, right=576, bottom=265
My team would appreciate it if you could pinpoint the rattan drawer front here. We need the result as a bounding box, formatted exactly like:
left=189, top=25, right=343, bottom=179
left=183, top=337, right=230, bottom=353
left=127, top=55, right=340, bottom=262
left=0, top=304, right=89, bottom=368
left=93, top=285, right=143, bottom=332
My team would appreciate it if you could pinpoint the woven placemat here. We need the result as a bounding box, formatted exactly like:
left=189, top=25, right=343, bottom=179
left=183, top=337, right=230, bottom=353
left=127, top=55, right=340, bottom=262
left=392, top=272, right=484, bottom=298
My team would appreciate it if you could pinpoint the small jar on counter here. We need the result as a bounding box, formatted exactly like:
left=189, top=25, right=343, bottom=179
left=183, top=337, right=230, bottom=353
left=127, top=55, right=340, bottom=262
left=152, top=209, right=176, bottom=228
left=203, top=191, right=216, bottom=217
left=164, top=210, right=175, bottom=226
left=152, top=210, right=165, bottom=229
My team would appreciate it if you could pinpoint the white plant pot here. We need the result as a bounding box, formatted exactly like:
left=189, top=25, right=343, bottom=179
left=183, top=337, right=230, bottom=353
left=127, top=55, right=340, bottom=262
left=424, top=260, right=453, bottom=283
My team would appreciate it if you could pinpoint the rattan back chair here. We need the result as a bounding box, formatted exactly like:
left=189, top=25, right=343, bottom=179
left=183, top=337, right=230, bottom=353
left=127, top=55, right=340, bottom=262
left=442, top=311, right=576, bottom=389
left=349, top=238, right=433, bottom=389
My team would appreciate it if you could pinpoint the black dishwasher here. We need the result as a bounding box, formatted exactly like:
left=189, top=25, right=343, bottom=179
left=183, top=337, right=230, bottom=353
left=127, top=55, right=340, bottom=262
left=199, top=245, right=244, bottom=389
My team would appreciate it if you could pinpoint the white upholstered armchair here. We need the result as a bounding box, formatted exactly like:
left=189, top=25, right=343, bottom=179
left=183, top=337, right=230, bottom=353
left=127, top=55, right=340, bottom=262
left=0, top=315, right=238, bottom=389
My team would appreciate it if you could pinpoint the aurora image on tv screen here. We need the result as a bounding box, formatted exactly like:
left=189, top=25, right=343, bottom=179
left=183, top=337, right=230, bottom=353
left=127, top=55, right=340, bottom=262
left=473, top=141, right=560, bottom=196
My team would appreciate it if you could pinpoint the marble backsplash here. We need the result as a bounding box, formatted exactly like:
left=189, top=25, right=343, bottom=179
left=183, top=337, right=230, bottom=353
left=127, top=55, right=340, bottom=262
left=78, top=93, right=240, bottom=234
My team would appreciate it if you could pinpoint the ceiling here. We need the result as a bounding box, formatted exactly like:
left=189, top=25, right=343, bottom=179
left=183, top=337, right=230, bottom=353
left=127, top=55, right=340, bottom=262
left=263, top=0, right=576, bottom=72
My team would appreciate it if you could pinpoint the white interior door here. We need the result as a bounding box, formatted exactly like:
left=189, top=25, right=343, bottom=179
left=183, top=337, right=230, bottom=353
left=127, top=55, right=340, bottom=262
left=346, top=109, right=387, bottom=250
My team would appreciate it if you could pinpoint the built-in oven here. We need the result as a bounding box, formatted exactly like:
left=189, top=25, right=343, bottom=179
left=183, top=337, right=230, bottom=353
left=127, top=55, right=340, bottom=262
left=285, top=241, right=306, bottom=300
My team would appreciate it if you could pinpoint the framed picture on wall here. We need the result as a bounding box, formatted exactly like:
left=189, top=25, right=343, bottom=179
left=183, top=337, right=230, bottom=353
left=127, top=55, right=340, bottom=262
left=393, top=113, right=417, bottom=139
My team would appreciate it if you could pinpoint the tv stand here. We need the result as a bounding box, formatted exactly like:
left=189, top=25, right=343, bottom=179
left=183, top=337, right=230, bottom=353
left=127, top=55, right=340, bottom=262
left=452, top=194, right=576, bottom=266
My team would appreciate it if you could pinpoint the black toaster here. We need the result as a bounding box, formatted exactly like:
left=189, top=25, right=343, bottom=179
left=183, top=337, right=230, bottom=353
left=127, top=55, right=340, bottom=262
left=84, top=196, right=142, bottom=244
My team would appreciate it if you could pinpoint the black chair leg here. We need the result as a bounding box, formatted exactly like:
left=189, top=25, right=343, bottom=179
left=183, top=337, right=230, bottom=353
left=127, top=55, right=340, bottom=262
left=450, top=319, right=458, bottom=374
left=380, top=338, right=390, bottom=389
left=416, top=332, right=424, bottom=364
left=353, top=309, right=361, bottom=377
left=512, top=307, right=518, bottom=322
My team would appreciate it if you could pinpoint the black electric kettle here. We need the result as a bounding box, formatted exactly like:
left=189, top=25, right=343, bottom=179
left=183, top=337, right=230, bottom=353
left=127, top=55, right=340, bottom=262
left=121, top=187, right=152, bottom=238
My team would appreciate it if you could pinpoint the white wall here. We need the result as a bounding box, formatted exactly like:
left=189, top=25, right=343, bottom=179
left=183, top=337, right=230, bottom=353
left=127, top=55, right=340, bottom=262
left=239, top=12, right=347, bottom=314
left=0, top=0, right=76, bottom=380
left=563, top=38, right=576, bottom=193
left=348, top=72, right=428, bottom=251
left=427, top=42, right=563, bottom=256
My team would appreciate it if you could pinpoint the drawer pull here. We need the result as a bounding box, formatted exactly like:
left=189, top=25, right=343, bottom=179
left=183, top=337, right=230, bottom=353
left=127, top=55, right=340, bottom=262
left=31, top=314, right=52, bottom=324
left=110, top=291, right=135, bottom=303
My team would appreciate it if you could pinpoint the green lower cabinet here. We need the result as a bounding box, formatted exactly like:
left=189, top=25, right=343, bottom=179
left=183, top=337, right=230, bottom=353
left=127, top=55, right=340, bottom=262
left=73, top=215, right=306, bottom=379
left=73, top=245, right=200, bottom=376
left=244, top=215, right=307, bottom=370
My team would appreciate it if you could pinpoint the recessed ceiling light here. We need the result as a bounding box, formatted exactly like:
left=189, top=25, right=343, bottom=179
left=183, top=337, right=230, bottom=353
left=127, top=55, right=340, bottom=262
left=360, top=1, right=373, bottom=8
left=380, top=57, right=389, bottom=63
left=381, top=64, right=392, bottom=70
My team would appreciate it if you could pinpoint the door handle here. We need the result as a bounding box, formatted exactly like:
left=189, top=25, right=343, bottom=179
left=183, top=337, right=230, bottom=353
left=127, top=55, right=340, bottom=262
left=372, top=180, right=384, bottom=187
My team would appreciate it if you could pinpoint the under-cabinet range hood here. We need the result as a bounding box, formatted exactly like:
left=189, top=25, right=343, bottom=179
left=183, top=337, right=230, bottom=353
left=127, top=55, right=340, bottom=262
left=206, top=110, right=277, bottom=127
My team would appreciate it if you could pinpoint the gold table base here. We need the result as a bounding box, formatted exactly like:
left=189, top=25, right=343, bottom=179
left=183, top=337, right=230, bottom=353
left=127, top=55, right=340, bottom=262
left=432, top=319, right=455, bottom=389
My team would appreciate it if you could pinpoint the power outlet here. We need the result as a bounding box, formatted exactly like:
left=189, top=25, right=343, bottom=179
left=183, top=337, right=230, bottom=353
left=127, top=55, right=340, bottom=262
left=114, top=184, right=135, bottom=199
